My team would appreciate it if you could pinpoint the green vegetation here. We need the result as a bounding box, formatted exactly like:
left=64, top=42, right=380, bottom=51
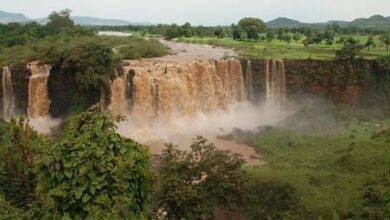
left=176, top=35, right=389, bottom=59
left=0, top=118, right=46, bottom=209
left=154, top=136, right=246, bottom=219
left=244, top=105, right=390, bottom=219
left=38, top=105, right=151, bottom=219
left=0, top=106, right=153, bottom=219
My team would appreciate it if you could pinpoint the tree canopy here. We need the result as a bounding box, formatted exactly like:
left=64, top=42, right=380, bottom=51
left=238, top=17, right=266, bottom=40
left=154, top=136, right=246, bottom=219
left=37, top=105, right=152, bottom=219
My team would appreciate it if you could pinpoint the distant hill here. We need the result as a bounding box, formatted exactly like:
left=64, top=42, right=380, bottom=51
left=0, top=10, right=150, bottom=26
left=266, top=15, right=390, bottom=30
left=0, top=10, right=30, bottom=24
left=266, top=17, right=349, bottom=29
left=266, top=17, right=303, bottom=28
left=350, top=15, right=390, bottom=30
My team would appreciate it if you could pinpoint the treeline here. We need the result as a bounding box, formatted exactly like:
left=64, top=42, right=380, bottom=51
left=93, top=17, right=390, bottom=40
left=0, top=9, right=94, bottom=48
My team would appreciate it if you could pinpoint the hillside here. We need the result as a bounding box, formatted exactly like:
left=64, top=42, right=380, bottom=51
left=0, top=10, right=29, bottom=23
left=0, top=10, right=149, bottom=26
left=266, top=15, right=390, bottom=30
left=350, top=15, right=390, bottom=30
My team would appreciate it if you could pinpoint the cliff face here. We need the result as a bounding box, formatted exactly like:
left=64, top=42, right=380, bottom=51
left=242, top=59, right=388, bottom=106
left=1, top=58, right=388, bottom=120
left=283, top=60, right=366, bottom=105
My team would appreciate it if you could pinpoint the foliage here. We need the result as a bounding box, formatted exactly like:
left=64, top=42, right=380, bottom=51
left=245, top=105, right=390, bottom=219
left=164, top=24, right=181, bottom=40
left=46, top=9, right=75, bottom=36
left=365, top=36, right=375, bottom=50
left=175, top=35, right=388, bottom=60
left=0, top=194, right=30, bottom=220
left=48, top=39, right=116, bottom=91
left=37, top=105, right=152, bottom=219
left=380, top=34, right=390, bottom=51
left=154, top=136, right=246, bottom=219
left=118, top=38, right=169, bottom=60
left=335, top=37, right=364, bottom=61
left=241, top=180, right=298, bottom=220
left=0, top=118, right=46, bottom=208
left=238, top=17, right=266, bottom=40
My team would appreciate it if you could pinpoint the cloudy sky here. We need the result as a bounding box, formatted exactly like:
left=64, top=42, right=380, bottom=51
left=1, top=0, right=389, bottom=25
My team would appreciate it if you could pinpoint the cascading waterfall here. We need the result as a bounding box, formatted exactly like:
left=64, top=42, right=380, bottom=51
left=27, top=62, right=51, bottom=118
left=107, top=59, right=246, bottom=123
left=265, top=59, right=286, bottom=106
left=108, top=68, right=130, bottom=115
left=2, top=67, right=15, bottom=119
left=107, top=58, right=286, bottom=124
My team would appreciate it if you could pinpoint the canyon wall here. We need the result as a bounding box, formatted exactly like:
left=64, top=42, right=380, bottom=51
left=1, top=58, right=387, bottom=121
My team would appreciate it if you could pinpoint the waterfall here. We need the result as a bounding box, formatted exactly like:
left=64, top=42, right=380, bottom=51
left=108, top=69, right=129, bottom=115
left=245, top=60, right=253, bottom=100
left=265, top=59, right=286, bottom=106
left=107, top=59, right=246, bottom=123
left=27, top=62, right=51, bottom=118
left=2, top=67, right=15, bottom=120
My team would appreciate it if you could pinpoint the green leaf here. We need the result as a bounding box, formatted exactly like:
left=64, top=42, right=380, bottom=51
left=89, top=185, right=96, bottom=195
left=75, top=186, right=85, bottom=200
left=82, top=193, right=92, bottom=203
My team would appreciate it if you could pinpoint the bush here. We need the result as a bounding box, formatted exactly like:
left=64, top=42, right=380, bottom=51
left=37, top=105, right=152, bottom=219
left=0, top=118, right=46, bottom=208
left=241, top=180, right=299, bottom=220
left=118, top=38, right=169, bottom=60
left=0, top=194, right=30, bottom=220
left=154, top=136, right=246, bottom=219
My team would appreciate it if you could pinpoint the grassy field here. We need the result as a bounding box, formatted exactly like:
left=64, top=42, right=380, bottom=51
left=176, top=35, right=390, bottom=60
left=244, top=106, right=390, bottom=218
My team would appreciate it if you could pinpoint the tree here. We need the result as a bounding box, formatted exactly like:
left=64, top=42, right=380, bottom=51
left=365, top=36, right=375, bottom=50
left=0, top=118, right=45, bottom=208
left=154, top=136, right=246, bottom=219
left=282, top=34, right=292, bottom=44
left=181, top=22, right=193, bottom=38
left=214, top=27, right=225, bottom=39
left=37, top=105, right=152, bottom=219
left=241, top=180, right=298, bottom=220
left=293, top=33, right=302, bottom=43
left=238, top=17, right=266, bottom=40
left=266, top=31, right=275, bottom=42
left=165, top=24, right=181, bottom=40
left=335, top=37, right=364, bottom=61
left=277, top=28, right=284, bottom=42
left=46, top=9, right=74, bottom=35
left=231, top=24, right=242, bottom=40
left=380, top=34, right=390, bottom=51
left=57, top=39, right=116, bottom=91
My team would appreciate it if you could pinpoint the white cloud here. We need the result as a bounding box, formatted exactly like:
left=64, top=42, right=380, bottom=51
left=1, top=0, right=389, bottom=25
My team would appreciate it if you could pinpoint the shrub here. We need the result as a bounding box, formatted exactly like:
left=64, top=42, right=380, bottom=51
left=241, top=180, right=299, bottom=220
left=154, top=136, right=246, bottom=219
left=0, top=118, right=46, bottom=208
left=37, top=105, right=152, bottom=219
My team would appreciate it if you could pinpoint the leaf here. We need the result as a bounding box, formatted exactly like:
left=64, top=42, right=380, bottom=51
left=89, top=185, right=96, bottom=195
left=75, top=186, right=85, bottom=200
left=82, top=193, right=92, bottom=203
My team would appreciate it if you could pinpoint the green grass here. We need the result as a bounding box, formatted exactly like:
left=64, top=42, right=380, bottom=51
left=244, top=116, right=390, bottom=218
left=176, top=35, right=390, bottom=60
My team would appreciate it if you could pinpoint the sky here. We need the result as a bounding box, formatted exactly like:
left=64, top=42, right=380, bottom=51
left=1, top=0, right=390, bottom=25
